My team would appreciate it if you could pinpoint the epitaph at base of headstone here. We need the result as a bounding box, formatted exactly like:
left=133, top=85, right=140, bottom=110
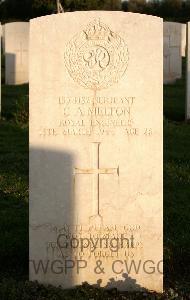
left=29, top=12, right=163, bottom=292
left=5, top=22, right=29, bottom=85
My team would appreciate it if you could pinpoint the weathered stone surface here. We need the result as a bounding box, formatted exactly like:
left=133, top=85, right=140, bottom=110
left=5, top=22, right=29, bottom=85
left=29, top=12, right=163, bottom=292
left=164, top=22, right=182, bottom=84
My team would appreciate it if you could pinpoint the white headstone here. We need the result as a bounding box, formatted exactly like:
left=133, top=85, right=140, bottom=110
left=5, top=22, right=29, bottom=85
left=181, top=23, right=186, bottom=57
left=164, top=22, right=182, bottom=84
left=186, top=23, right=190, bottom=120
left=29, top=12, right=163, bottom=292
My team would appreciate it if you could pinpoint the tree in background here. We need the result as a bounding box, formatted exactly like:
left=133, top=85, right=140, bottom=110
left=122, top=0, right=159, bottom=14
left=181, top=0, right=190, bottom=22
left=122, top=0, right=190, bottom=23
left=59, top=0, right=121, bottom=11
left=161, top=0, right=182, bottom=19
left=1, top=0, right=190, bottom=23
left=32, top=0, right=56, bottom=17
left=0, top=0, right=32, bottom=21
left=0, top=0, right=122, bottom=21
left=126, top=0, right=147, bottom=13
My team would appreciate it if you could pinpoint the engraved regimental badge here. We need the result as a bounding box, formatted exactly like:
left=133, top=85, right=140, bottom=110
left=65, top=19, right=129, bottom=91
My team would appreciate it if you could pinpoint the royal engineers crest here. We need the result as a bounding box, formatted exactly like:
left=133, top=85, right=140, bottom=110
left=65, top=19, right=129, bottom=91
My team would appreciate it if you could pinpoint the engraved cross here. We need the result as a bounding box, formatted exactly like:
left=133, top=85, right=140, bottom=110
left=74, top=142, right=119, bottom=220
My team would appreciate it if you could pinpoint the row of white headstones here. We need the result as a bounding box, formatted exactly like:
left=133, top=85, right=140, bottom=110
left=0, top=21, right=190, bottom=118
left=164, top=22, right=190, bottom=120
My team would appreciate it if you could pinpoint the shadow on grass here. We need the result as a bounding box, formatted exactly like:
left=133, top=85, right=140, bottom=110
left=164, top=121, right=190, bottom=285
left=163, top=59, right=190, bottom=286
left=164, top=58, right=186, bottom=122
left=0, top=121, right=28, bottom=280
left=1, top=84, right=29, bottom=121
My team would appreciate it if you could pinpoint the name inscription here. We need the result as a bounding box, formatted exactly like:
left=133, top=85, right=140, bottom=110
left=38, top=96, right=153, bottom=137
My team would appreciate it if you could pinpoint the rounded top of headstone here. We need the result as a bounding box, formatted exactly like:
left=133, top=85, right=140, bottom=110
left=5, top=21, right=29, bottom=26
left=4, top=22, right=29, bottom=33
left=30, top=11, right=163, bottom=22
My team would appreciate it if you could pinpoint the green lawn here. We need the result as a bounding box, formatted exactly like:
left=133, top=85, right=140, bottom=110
left=0, top=67, right=190, bottom=298
left=163, top=62, right=190, bottom=292
left=0, top=85, right=29, bottom=283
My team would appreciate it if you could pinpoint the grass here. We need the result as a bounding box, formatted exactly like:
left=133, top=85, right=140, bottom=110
left=0, top=84, right=29, bottom=282
left=0, top=61, right=190, bottom=298
left=164, top=77, right=186, bottom=121
left=163, top=61, right=190, bottom=290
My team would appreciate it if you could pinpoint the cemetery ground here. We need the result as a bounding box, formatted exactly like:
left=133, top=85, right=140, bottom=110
left=0, top=64, right=190, bottom=299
